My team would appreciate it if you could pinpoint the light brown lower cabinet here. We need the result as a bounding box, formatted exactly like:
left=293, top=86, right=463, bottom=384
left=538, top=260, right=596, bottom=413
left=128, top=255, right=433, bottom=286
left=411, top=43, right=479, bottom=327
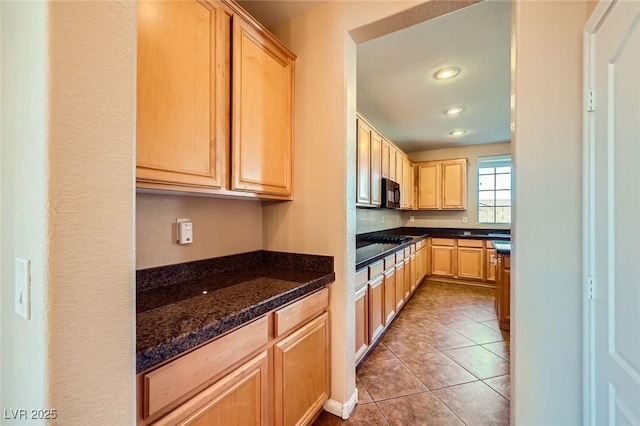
left=457, top=247, right=484, bottom=280
left=431, top=245, right=455, bottom=277
left=395, top=261, right=405, bottom=311
left=383, top=268, right=396, bottom=325
left=486, top=248, right=497, bottom=282
left=355, top=284, right=369, bottom=365
left=404, top=256, right=411, bottom=300
left=138, top=287, right=331, bottom=426
left=496, top=254, right=511, bottom=330
left=409, top=252, right=417, bottom=293
left=274, top=313, right=330, bottom=426
left=153, top=351, right=269, bottom=426
left=368, top=275, right=385, bottom=343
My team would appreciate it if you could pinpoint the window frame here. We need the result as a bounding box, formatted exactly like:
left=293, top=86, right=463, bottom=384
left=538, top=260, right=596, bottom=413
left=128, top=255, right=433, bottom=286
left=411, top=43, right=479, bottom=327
left=477, top=155, right=512, bottom=224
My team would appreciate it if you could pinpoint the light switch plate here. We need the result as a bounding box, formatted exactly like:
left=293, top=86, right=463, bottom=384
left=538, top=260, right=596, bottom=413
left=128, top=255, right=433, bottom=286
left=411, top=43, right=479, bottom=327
left=15, top=258, right=31, bottom=320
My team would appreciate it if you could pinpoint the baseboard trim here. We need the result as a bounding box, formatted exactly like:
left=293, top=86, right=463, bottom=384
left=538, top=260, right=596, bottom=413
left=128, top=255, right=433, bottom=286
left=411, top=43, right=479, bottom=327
left=426, top=277, right=496, bottom=289
left=323, top=388, right=358, bottom=419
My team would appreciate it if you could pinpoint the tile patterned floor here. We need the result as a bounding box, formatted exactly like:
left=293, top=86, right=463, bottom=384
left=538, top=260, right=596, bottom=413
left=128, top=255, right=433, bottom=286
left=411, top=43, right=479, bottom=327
left=314, top=280, right=510, bottom=426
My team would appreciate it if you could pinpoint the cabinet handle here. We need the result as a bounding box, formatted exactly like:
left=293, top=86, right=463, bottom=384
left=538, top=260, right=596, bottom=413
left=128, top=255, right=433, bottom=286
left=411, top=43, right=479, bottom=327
left=490, top=256, right=497, bottom=265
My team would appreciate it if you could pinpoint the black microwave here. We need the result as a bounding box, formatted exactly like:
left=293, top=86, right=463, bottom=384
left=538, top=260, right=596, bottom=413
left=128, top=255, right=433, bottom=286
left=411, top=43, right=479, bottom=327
left=381, top=178, right=401, bottom=209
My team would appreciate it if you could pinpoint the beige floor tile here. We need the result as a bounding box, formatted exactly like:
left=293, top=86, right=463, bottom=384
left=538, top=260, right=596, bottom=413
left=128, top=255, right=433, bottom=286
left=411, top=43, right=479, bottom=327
left=434, top=381, right=509, bottom=426
left=377, top=392, right=464, bottom=426
left=356, top=376, right=373, bottom=404
left=447, top=322, right=508, bottom=345
left=313, top=404, right=388, bottom=426
left=400, top=351, right=478, bottom=390
left=358, top=358, right=427, bottom=401
left=482, top=340, right=510, bottom=361
left=443, top=346, right=510, bottom=380
left=484, top=375, right=511, bottom=400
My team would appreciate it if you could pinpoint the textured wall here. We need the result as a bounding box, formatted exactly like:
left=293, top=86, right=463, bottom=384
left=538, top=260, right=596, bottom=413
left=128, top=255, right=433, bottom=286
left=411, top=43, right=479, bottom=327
left=407, top=142, right=512, bottom=229
left=136, top=194, right=263, bottom=269
left=47, top=1, right=136, bottom=424
left=1, top=1, right=52, bottom=418
left=355, top=208, right=403, bottom=234
left=512, top=0, right=585, bottom=424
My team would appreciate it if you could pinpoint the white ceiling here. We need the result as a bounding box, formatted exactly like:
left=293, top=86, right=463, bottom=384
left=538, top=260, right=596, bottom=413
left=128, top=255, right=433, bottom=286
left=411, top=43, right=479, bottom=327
left=238, top=0, right=512, bottom=153
left=357, top=0, right=512, bottom=152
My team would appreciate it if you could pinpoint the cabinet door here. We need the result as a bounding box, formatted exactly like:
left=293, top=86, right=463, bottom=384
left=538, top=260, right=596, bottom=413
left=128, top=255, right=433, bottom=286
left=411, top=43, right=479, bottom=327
left=232, top=16, right=294, bottom=197
left=394, top=262, right=405, bottom=310
left=370, top=131, right=382, bottom=206
left=137, top=0, right=228, bottom=189
left=383, top=269, right=396, bottom=325
left=381, top=139, right=390, bottom=179
left=356, top=118, right=372, bottom=205
left=274, top=313, right=330, bottom=426
left=153, top=351, right=268, bottom=426
left=402, top=156, right=412, bottom=209
left=457, top=247, right=484, bottom=280
left=496, top=256, right=511, bottom=330
left=355, top=285, right=369, bottom=364
left=441, top=159, right=467, bottom=209
left=486, top=248, right=497, bottom=282
left=389, top=145, right=397, bottom=182
left=431, top=246, right=455, bottom=277
left=404, top=257, right=412, bottom=299
left=395, top=150, right=403, bottom=191
left=417, top=163, right=441, bottom=209
left=368, top=275, right=385, bottom=343
left=409, top=254, right=417, bottom=293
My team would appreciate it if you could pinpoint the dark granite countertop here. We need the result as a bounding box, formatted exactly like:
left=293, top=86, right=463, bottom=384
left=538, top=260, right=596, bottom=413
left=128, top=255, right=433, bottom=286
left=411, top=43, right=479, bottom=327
left=356, top=227, right=510, bottom=271
left=136, top=251, right=334, bottom=373
left=492, top=240, right=511, bottom=255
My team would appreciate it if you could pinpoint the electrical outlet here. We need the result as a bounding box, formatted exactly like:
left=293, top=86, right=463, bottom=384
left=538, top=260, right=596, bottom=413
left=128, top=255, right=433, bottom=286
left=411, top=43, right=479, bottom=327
left=462, top=217, right=468, bottom=223
left=381, top=216, right=385, bottom=223
left=176, top=218, right=193, bottom=244
left=410, top=216, right=415, bottom=222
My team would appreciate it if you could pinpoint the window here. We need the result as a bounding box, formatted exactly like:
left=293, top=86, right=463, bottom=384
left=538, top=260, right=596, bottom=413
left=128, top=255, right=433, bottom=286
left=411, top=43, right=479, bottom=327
left=478, top=155, right=511, bottom=224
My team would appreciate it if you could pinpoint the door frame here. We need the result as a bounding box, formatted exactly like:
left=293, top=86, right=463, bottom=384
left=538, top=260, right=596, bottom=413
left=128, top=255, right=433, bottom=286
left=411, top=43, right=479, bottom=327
left=582, top=2, right=618, bottom=425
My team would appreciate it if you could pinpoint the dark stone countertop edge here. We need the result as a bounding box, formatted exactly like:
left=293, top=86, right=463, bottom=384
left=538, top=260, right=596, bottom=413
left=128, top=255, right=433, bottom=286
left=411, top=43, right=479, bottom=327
left=136, top=272, right=334, bottom=373
left=355, top=236, right=428, bottom=271
left=492, top=240, right=512, bottom=255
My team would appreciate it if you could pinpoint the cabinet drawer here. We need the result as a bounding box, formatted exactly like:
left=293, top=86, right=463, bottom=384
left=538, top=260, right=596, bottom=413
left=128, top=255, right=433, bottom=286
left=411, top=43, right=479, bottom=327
left=404, top=248, right=411, bottom=259
left=431, top=238, right=455, bottom=246
left=416, top=240, right=423, bottom=250
left=369, top=260, right=384, bottom=279
left=144, top=315, right=269, bottom=419
left=457, top=239, right=484, bottom=248
left=356, top=269, right=368, bottom=289
left=502, top=255, right=511, bottom=269
left=384, top=254, right=396, bottom=270
left=274, top=287, right=329, bottom=337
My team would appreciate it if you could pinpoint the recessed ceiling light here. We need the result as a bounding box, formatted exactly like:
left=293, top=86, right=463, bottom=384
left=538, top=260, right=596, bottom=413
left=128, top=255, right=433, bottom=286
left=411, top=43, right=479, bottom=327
left=450, top=129, right=467, bottom=136
left=434, top=67, right=460, bottom=80
left=445, top=106, right=465, bottom=115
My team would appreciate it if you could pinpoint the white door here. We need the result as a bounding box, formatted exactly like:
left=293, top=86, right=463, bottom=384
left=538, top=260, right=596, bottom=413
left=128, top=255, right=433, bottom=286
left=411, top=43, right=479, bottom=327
left=585, top=1, right=640, bottom=425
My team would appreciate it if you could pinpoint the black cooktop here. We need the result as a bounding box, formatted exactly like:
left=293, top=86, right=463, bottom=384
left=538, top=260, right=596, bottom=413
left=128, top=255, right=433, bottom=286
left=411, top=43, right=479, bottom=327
left=360, top=234, right=414, bottom=244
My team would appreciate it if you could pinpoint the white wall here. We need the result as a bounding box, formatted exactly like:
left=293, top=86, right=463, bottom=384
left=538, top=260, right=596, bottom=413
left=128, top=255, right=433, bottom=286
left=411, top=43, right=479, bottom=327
left=407, top=142, right=511, bottom=229
left=1, top=1, right=52, bottom=418
left=2, top=1, right=137, bottom=424
left=512, top=1, right=586, bottom=424
left=136, top=194, right=263, bottom=269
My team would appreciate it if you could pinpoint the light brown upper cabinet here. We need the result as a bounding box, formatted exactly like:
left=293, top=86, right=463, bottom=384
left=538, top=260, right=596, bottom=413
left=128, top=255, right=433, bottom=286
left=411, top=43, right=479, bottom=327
left=417, top=162, right=441, bottom=209
left=442, top=159, right=467, bottom=209
left=401, top=155, right=413, bottom=209
left=356, top=118, right=372, bottom=205
left=370, top=131, right=382, bottom=206
left=416, top=158, right=467, bottom=210
left=136, top=0, right=295, bottom=200
left=356, top=115, right=382, bottom=207
left=381, top=139, right=390, bottom=179
left=137, top=0, right=228, bottom=190
left=231, top=16, right=294, bottom=197
left=388, top=144, right=397, bottom=183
